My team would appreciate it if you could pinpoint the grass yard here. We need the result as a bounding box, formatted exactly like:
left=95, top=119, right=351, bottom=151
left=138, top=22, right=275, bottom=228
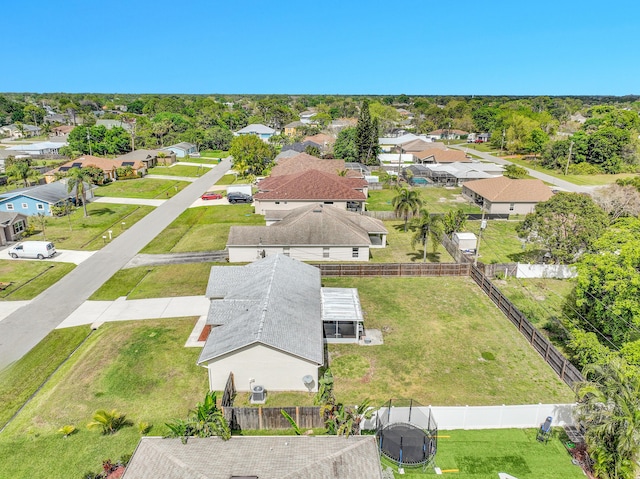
left=141, top=204, right=263, bottom=253
left=370, top=220, right=454, bottom=263
left=90, top=262, right=217, bottom=300
left=0, top=260, right=75, bottom=300
left=94, top=178, right=189, bottom=199
left=324, top=277, right=574, bottom=406
left=26, top=204, right=154, bottom=250
left=199, top=149, right=228, bottom=158
left=148, top=164, right=207, bottom=177
left=386, top=428, right=584, bottom=479
left=367, top=187, right=481, bottom=214
left=466, top=219, right=528, bottom=264
left=0, top=318, right=208, bottom=479
left=215, top=174, right=239, bottom=185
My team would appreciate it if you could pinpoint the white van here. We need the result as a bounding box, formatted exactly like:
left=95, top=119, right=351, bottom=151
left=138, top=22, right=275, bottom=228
left=8, top=241, right=56, bottom=260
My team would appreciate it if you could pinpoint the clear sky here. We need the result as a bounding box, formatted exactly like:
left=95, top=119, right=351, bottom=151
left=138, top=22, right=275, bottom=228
left=2, top=0, right=638, bottom=95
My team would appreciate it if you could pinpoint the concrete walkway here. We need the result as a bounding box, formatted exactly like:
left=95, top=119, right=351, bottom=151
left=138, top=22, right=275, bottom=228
left=176, top=162, right=218, bottom=168
left=93, top=197, right=167, bottom=207
left=145, top=174, right=198, bottom=182
left=0, top=158, right=232, bottom=369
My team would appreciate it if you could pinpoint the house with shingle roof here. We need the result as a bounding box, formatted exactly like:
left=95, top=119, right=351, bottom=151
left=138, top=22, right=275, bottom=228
left=254, top=169, right=367, bottom=215
left=270, top=153, right=359, bottom=178
left=284, top=120, right=305, bottom=136
left=235, top=123, right=277, bottom=142
left=414, top=148, right=471, bottom=164
left=122, top=436, right=384, bottom=479
left=0, top=181, right=94, bottom=216
left=197, top=254, right=324, bottom=392
left=45, top=155, right=146, bottom=183
left=428, top=128, right=469, bottom=140
left=0, top=211, right=28, bottom=245
left=462, top=176, right=553, bottom=214
left=227, top=203, right=387, bottom=262
left=0, top=124, right=41, bottom=139
left=163, top=142, right=197, bottom=158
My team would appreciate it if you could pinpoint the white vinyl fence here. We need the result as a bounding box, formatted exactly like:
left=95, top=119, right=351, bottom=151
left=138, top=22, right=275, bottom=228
left=516, top=264, right=577, bottom=279
left=364, top=404, right=575, bottom=431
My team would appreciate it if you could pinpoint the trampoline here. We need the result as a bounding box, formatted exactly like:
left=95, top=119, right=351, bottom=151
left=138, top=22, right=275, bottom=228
left=375, top=399, right=438, bottom=468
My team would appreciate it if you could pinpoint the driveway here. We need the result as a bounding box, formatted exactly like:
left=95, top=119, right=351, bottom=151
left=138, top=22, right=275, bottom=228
left=449, top=145, right=594, bottom=194
left=0, top=158, right=232, bottom=369
left=93, top=197, right=167, bottom=207
left=2, top=248, right=96, bottom=265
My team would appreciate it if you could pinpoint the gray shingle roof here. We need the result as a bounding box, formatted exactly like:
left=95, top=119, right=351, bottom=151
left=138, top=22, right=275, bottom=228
left=236, top=123, right=275, bottom=134
left=122, top=436, right=383, bottom=479
left=166, top=142, right=196, bottom=151
left=198, top=255, right=323, bottom=365
left=0, top=181, right=83, bottom=204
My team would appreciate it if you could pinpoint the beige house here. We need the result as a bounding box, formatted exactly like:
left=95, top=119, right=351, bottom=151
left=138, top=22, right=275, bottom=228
left=45, top=155, right=147, bottom=183
left=0, top=212, right=27, bottom=245
left=462, top=177, right=553, bottom=215
left=227, top=203, right=387, bottom=262
left=254, top=169, right=367, bottom=215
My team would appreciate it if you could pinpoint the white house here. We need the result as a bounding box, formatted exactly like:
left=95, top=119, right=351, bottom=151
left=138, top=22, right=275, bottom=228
left=162, top=142, right=197, bottom=158
left=235, top=123, right=277, bottom=142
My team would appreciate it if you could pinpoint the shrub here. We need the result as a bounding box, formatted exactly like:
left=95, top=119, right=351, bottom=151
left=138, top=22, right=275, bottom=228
left=58, top=425, right=77, bottom=438
left=87, top=409, right=132, bottom=435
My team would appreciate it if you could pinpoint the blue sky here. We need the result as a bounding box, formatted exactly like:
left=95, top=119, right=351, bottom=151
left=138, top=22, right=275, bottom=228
left=2, top=0, right=638, bottom=95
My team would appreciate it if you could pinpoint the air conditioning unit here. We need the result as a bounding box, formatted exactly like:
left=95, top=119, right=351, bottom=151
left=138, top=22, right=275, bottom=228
left=250, top=385, right=266, bottom=404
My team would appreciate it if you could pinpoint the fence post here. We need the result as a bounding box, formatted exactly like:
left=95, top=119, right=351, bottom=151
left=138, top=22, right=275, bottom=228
left=258, top=406, right=263, bottom=430
left=295, top=406, right=300, bottom=426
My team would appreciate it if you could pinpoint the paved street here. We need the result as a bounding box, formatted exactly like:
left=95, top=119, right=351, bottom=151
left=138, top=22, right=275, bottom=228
left=449, top=145, right=595, bottom=194
left=0, top=158, right=232, bottom=369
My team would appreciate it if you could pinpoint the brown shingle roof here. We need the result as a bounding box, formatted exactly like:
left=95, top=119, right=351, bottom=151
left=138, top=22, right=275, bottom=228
left=270, top=154, right=346, bottom=177
left=304, top=133, right=335, bottom=146
left=414, top=148, right=471, bottom=163
left=46, top=155, right=144, bottom=176
left=398, top=139, right=440, bottom=152
left=464, top=177, right=553, bottom=203
left=255, top=170, right=366, bottom=201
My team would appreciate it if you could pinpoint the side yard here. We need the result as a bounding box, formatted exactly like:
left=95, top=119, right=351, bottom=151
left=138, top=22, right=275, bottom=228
left=148, top=164, right=208, bottom=177
left=0, top=260, right=75, bottom=300
left=367, top=187, right=482, bottom=214
left=94, top=178, right=189, bottom=199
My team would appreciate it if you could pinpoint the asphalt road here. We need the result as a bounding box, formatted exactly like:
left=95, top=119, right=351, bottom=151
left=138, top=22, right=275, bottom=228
left=449, top=145, right=595, bottom=194
left=0, top=158, right=232, bottom=370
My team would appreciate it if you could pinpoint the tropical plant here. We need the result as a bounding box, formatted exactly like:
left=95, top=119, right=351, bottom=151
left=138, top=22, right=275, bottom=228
left=392, top=186, right=423, bottom=231
left=574, top=359, right=640, bottom=479
left=6, top=159, right=38, bottom=187
left=87, top=409, right=131, bottom=435
left=137, top=421, right=152, bottom=435
left=280, top=409, right=301, bottom=435
left=410, top=209, right=444, bottom=262
left=165, top=391, right=230, bottom=443
left=64, top=167, right=94, bottom=217
left=442, top=209, right=467, bottom=236
left=58, top=425, right=77, bottom=438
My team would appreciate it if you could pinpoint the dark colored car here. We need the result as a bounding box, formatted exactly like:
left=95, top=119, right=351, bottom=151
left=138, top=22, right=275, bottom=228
left=227, top=191, right=253, bottom=204
left=201, top=191, right=223, bottom=200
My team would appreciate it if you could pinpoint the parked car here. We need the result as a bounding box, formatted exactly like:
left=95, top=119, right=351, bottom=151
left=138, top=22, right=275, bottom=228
left=8, top=241, right=56, bottom=259
left=227, top=191, right=253, bottom=204
left=201, top=191, right=223, bottom=200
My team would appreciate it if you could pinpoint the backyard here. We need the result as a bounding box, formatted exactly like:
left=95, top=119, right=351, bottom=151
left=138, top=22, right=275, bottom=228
left=94, top=178, right=189, bottom=199
left=25, top=203, right=154, bottom=250
left=466, top=219, right=528, bottom=264
left=370, top=220, right=454, bottom=263
left=0, top=260, right=75, bottom=300
left=367, top=187, right=482, bottom=214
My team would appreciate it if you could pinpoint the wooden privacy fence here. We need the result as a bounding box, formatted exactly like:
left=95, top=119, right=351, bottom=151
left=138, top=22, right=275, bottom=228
left=221, top=406, right=323, bottom=431
left=316, top=262, right=470, bottom=277
left=470, top=266, right=583, bottom=387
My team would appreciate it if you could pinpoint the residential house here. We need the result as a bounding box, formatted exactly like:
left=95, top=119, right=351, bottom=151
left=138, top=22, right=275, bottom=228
left=95, top=119, right=133, bottom=132
left=6, top=141, right=68, bottom=156
left=329, top=117, right=357, bottom=133
left=0, top=211, right=28, bottom=245
left=0, top=124, right=41, bottom=139
left=428, top=129, right=469, bottom=140
left=281, top=140, right=323, bottom=154
left=162, top=142, right=197, bottom=158
left=270, top=153, right=359, bottom=178
left=254, top=169, right=367, bottom=214
left=405, top=163, right=503, bottom=186
left=122, top=436, right=384, bottom=479
left=0, top=181, right=94, bottom=216
left=477, top=132, right=491, bottom=143
left=235, top=123, right=277, bottom=142
left=227, top=203, right=387, bottom=262
left=304, top=133, right=335, bottom=152
left=395, top=138, right=440, bottom=153
left=45, top=155, right=146, bottom=183
left=414, top=148, right=471, bottom=164
left=43, top=113, right=70, bottom=124
left=197, top=254, right=324, bottom=392
left=462, top=176, right=553, bottom=214
left=379, top=153, right=416, bottom=173
left=116, top=149, right=176, bottom=169
left=378, top=133, right=434, bottom=152
left=51, top=125, right=74, bottom=137
left=274, top=149, right=301, bottom=162
left=299, top=110, right=317, bottom=124
left=284, top=120, right=305, bottom=136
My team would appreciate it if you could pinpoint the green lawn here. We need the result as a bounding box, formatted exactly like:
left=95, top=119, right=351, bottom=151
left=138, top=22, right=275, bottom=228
left=370, top=220, right=454, bottom=263
left=215, top=174, right=238, bottom=185
left=141, top=205, right=263, bottom=253
left=466, top=219, right=528, bottom=264
left=199, top=149, right=228, bottom=158
left=90, top=262, right=218, bottom=300
left=324, top=277, right=574, bottom=406
left=0, top=319, right=208, bottom=479
left=27, top=204, right=154, bottom=250
left=387, top=428, right=584, bottom=479
left=0, top=260, right=75, bottom=300
left=95, top=178, right=189, bottom=199
left=148, top=164, right=207, bottom=177
left=367, top=187, right=481, bottom=214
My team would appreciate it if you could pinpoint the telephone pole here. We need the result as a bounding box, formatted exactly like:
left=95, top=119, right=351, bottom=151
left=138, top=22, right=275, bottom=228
left=564, top=140, right=574, bottom=176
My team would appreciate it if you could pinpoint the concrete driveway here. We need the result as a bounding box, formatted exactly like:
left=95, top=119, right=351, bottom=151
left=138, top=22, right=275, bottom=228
left=4, top=249, right=96, bottom=265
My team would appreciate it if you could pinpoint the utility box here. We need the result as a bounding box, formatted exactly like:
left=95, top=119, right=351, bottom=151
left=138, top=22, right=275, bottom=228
left=227, top=184, right=253, bottom=196
left=452, top=232, right=478, bottom=253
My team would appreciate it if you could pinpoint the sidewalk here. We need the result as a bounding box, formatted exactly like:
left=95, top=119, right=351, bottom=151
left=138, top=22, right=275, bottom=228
left=93, top=197, right=167, bottom=207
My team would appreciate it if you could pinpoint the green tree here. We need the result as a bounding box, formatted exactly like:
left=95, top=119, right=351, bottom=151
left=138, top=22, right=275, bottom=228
left=503, top=164, right=528, bottom=179
left=411, top=209, right=444, bottom=262
left=6, top=159, right=38, bottom=187
left=65, top=167, right=94, bottom=217
left=574, top=359, right=640, bottom=479
left=333, top=127, right=358, bottom=162
left=229, top=134, right=276, bottom=176
left=392, top=187, right=423, bottom=232
left=442, top=209, right=467, bottom=236
left=355, top=100, right=379, bottom=165
left=517, top=192, right=609, bottom=263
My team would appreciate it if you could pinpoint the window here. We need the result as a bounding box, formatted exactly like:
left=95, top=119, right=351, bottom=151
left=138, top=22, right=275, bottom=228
left=36, top=203, right=44, bottom=211
left=352, top=247, right=359, bottom=258
left=275, top=201, right=280, bottom=204
left=323, top=247, right=330, bottom=258
left=283, top=247, right=290, bottom=257
left=6, top=203, right=13, bottom=211
left=13, top=221, right=25, bottom=234
left=509, top=203, right=515, bottom=211
left=324, top=201, right=334, bottom=205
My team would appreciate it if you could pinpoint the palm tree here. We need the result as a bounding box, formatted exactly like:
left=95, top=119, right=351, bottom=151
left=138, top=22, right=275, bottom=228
left=411, top=209, right=444, bottom=263
left=392, top=186, right=423, bottom=232
left=6, top=160, right=39, bottom=187
left=65, top=167, right=93, bottom=217
left=87, top=409, right=130, bottom=435
left=574, top=358, right=640, bottom=479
